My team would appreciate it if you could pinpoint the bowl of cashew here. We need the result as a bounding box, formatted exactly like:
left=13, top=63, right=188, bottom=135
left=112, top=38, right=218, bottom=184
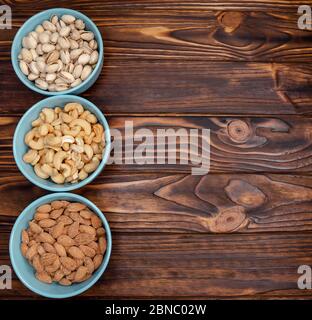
left=13, top=95, right=111, bottom=191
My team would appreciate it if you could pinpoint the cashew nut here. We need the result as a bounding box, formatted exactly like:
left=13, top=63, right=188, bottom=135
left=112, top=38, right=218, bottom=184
left=84, top=144, right=93, bottom=160
left=41, top=163, right=54, bottom=176
left=32, top=118, right=43, bottom=127
left=69, top=119, right=91, bottom=136
left=42, top=108, right=55, bottom=123
left=60, top=163, right=71, bottom=178
left=61, top=112, right=73, bottom=123
left=91, top=142, right=99, bottom=154
left=71, top=144, right=84, bottom=153
left=92, top=124, right=104, bottom=143
left=29, top=137, right=44, bottom=150
left=78, top=169, right=88, bottom=180
left=44, top=135, right=62, bottom=147
left=64, top=103, right=84, bottom=115
left=80, top=110, right=90, bottom=120
left=53, top=150, right=67, bottom=170
left=84, top=132, right=95, bottom=145
left=38, top=124, right=50, bottom=136
left=61, top=123, right=81, bottom=137
left=62, top=135, right=75, bottom=144
left=84, top=157, right=100, bottom=173
left=25, top=128, right=37, bottom=145
left=34, top=164, right=49, bottom=179
left=86, top=113, right=97, bottom=124
left=69, top=108, right=79, bottom=120
left=44, top=149, right=55, bottom=163
left=23, top=150, right=38, bottom=163
left=51, top=171, right=65, bottom=184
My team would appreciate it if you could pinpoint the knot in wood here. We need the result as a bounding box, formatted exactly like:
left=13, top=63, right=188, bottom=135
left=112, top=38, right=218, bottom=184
left=218, top=11, right=244, bottom=33
left=227, top=120, right=251, bottom=143
left=209, top=206, right=247, bottom=233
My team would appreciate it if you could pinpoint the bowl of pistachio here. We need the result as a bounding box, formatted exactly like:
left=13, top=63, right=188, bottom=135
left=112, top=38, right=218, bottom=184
left=11, top=8, right=104, bottom=95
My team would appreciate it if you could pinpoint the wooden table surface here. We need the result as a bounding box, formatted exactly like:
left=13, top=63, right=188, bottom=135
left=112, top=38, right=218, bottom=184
left=1, top=0, right=312, bottom=300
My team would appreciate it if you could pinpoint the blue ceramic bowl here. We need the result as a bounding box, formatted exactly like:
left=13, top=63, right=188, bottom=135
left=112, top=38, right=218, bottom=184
left=13, top=95, right=111, bottom=192
left=10, top=193, right=112, bottom=298
left=11, top=8, right=104, bottom=95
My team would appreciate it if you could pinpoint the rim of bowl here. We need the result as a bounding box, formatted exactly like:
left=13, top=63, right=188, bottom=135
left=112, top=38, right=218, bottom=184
left=11, top=8, right=104, bottom=96
left=9, top=192, right=112, bottom=298
left=13, top=95, right=111, bottom=192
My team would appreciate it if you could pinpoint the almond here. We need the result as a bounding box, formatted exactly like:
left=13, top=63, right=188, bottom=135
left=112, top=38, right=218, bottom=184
left=96, top=227, right=105, bottom=237
left=80, top=210, right=92, bottom=219
left=29, top=241, right=37, bottom=249
left=50, top=208, right=64, bottom=219
left=59, top=278, right=71, bottom=286
left=88, top=241, right=98, bottom=252
left=42, top=242, right=56, bottom=253
left=67, top=221, right=79, bottom=238
left=34, top=212, right=50, bottom=221
left=57, top=215, right=73, bottom=226
left=38, top=232, right=55, bottom=244
left=53, top=270, right=65, bottom=282
left=84, top=257, right=94, bottom=274
left=37, top=204, right=52, bottom=213
left=60, top=256, right=77, bottom=271
left=41, top=253, right=58, bottom=266
left=69, top=211, right=81, bottom=222
left=90, top=214, right=102, bottom=228
left=37, top=245, right=46, bottom=256
left=21, top=243, right=28, bottom=257
left=51, top=200, right=65, bottom=210
left=74, top=232, right=94, bottom=245
left=74, top=266, right=88, bottom=282
left=45, top=257, right=60, bottom=273
left=51, top=221, right=64, bottom=238
left=32, top=254, right=44, bottom=272
left=67, top=202, right=86, bottom=212
left=79, top=245, right=96, bottom=258
left=54, top=242, right=67, bottom=257
left=58, top=234, right=75, bottom=247
left=67, top=271, right=76, bottom=281
left=98, top=237, right=107, bottom=254
left=68, top=246, right=85, bottom=259
left=60, top=265, right=71, bottom=276
left=26, top=244, right=38, bottom=260
left=79, top=225, right=96, bottom=236
left=29, top=221, right=43, bottom=234
left=39, top=218, right=56, bottom=228
left=36, top=271, right=52, bottom=284
left=22, top=229, right=29, bottom=244
left=93, top=254, right=103, bottom=270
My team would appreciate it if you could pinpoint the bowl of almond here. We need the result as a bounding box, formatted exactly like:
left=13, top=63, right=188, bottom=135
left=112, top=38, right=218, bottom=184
left=9, top=193, right=112, bottom=298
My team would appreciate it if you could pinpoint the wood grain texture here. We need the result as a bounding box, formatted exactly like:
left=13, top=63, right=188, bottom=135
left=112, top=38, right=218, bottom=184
left=1, top=61, right=312, bottom=115
left=1, top=231, right=312, bottom=299
left=1, top=3, right=312, bottom=62
left=3, top=115, right=312, bottom=173
left=2, top=173, right=312, bottom=233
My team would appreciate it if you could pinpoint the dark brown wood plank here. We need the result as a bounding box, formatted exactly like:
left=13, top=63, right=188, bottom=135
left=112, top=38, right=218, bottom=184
left=3, top=115, right=312, bottom=174
left=3, top=0, right=311, bottom=12
left=1, top=61, right=312, bottom=115
left=2, top=173, right=312, bottom=233
left=1, top=231, right=312, bottom=299
left=1, top=5, right=312, bottom=62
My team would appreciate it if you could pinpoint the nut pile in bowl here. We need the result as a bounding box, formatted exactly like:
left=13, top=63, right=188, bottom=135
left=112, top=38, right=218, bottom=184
left=21, top=201, right=107, bottom=285
left=18, top=14, right=99, bottom=92
left=23, top=102, right=105, bottom=184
